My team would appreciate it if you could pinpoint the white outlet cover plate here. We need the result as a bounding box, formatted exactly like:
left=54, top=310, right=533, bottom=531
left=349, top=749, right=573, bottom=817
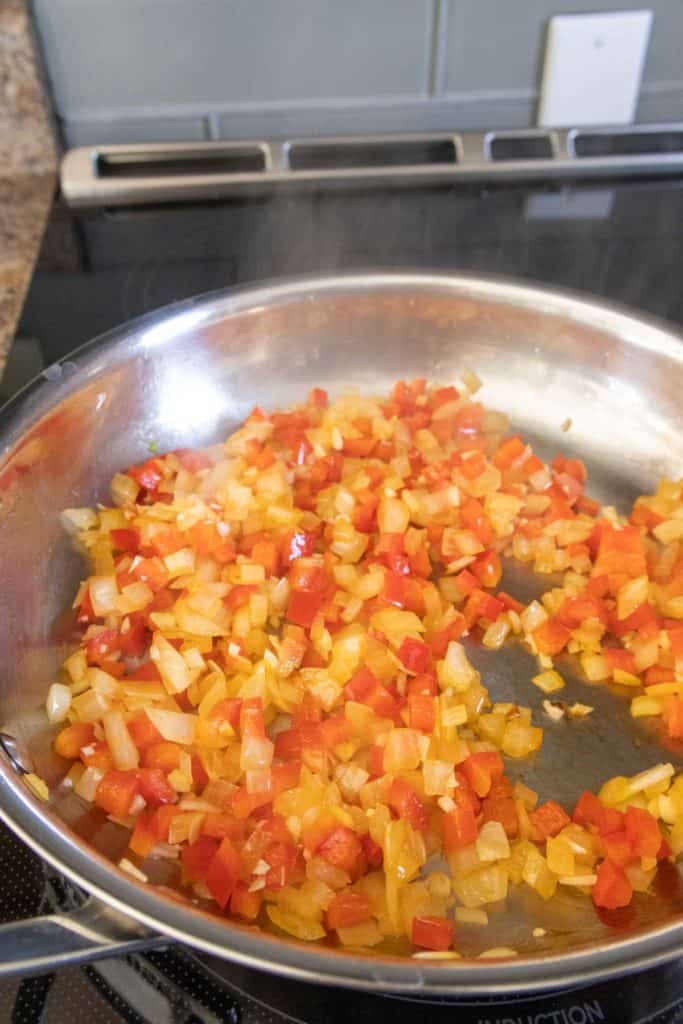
left=538, top=10, right=652, bottom=128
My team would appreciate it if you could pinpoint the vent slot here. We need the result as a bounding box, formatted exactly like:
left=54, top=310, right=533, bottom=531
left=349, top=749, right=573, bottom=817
left=288, top=138, right=457, bottom=171
left=96, top=147, right=266, bottom=179
left=573, top=130, right=683, bottom=158
left=488, top=133, right=553, bottom=161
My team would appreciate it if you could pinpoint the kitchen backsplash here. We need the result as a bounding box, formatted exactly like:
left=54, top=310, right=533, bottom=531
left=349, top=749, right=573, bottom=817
left=32, top=0, right=683, bottom=147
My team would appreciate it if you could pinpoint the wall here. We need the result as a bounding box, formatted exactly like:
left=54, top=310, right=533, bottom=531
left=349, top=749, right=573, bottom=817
left=32, top=0, right=683, bottom=147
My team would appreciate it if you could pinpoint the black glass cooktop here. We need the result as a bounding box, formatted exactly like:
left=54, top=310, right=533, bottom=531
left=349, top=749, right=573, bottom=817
left=3, top=174, right=683, bottom=1020
left=9, top=173, right=683, bottom=401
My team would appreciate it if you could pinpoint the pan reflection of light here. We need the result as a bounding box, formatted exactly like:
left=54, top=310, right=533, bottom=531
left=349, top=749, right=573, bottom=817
left=140, top=310, right=207, bottom=349
left=157, top=366, right=228, bottom=433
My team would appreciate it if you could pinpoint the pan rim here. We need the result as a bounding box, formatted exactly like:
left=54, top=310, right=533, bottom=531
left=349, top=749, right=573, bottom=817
left=1, top=268, right=682, bottom=992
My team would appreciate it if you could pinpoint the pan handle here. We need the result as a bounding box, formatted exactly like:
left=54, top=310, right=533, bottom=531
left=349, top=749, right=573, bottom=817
left=0, top=896, right=167, bottom=978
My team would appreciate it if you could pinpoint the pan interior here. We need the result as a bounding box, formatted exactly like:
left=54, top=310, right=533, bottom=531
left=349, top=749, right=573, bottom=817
left=1, top=274, right=682, bottom=977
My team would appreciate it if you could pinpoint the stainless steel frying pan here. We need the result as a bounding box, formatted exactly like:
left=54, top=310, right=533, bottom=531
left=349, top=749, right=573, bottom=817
left=1, top=272, right=682, bottom=991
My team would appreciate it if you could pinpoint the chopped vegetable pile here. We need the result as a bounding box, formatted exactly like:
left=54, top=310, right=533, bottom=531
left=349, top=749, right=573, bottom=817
left=47, top=376, right=683, bottom=956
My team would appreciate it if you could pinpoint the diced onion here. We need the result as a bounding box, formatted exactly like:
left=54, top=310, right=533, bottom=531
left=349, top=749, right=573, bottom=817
left=146, top=708, right=197, bottom=745
left=60, top=507, right=98, bottom=533
left=103, top=709, right=139, bottom=771
left=89, top=575, right=119, bottom=616
left=150, top=633, right=191, bottom=693
left=46, top=683, right=72, bottom=723
left=74, top=766, right=103, bottom=802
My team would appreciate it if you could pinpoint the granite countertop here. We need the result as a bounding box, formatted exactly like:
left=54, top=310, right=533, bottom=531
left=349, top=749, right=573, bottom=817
left=0, top=0, right=57, bottom=377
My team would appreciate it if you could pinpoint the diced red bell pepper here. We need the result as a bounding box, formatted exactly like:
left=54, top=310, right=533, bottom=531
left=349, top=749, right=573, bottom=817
left=271, top=761, right=302, bottom=796
left=275, top=722, right=323, bottom=762
left=496, top=590, right=524, bottom=614
left=209, top=697, right=243, bottom=730
left=375, top=533, right=411, bottom=576
left=602, top=830, right=634, bottom=866
left=251, top=539, right=280, bottom=577
left=353, top=495, right=379, bottom=534
left=368, top=745, right=385, bottom=778
left=287, top=588, right=324, bottom=628
left=230, top=882, right=262, bottom=920
left=460, top=497, right=493, bottom=545
left=136, top=768, right=177, bottom=807
left=231, top=786, right=273, bottom=820
left=282, top=530, right=316, bottom=565
left=149, top=526, right=186, bottom=557
left=463, top=588, right=504, bottom=626
left=129, top=808, right=160, bottom=858
left=585, top=575, right=610, bottom=599
left=245, top=440, right=276, bottom=469
left=411, top=915, right=454, bottom=952
left=388, top=778, right=429, bottom=831
left=133, top=557, right=170, bottom=593
left=224, top=585, right=258, bottom=612
left=533, top=619, right=571, bottom=656
left=326, top=890, right=372, bottom=930
left=173, top=448, right=214, bottom=473
left=397, top=637, right=432, bottom=674
left=645, top=666, right=676, bottom=686
left=182, top=835, right=219, bottom=883
left=54, top=722, right=95, bottom=760
left=407, top=693, right=436, bottom=732
left=407, top=672, right=439, bottom=697
left=361, top=834, right=383, bottom=867
left=604, top=648, right=636, bottom=675
left=240, top=697, right=266, bottom=739
left=81, top=741, right=114, bottom=772
left=86, top=628, right=119, bottom=665
left=315, top=825, right=363, bottom=875
left=151, top=804, right=180, bottom=845
left=593, top=524, right=647, bottom=579
left=573, top=791, right=624, bottom=836
left=663, top=697, right=683, bottom=739
left=205, top=837, right=242, bottom=909
left=454, top=569, right=479, bottom=596
left=129, top=659, right=162, bottom=682
left=202, top=813, right=245, bottom=841
left=345, top=667, right=400, bottom=721
left=118, top=615, right=149, bottom=658
left=441, top=802, right=478, bottom=850
left=308, top=386, right=328, bottom=408
left=668, top=628, right=683, bottom=656
left=471, top=549, right=502, bottom=589
left=624, top=805, right=662, bottom=859
left=429, top=615, right=467, bottom=658
left=461, top=752, right=504, bottom=798
left=126, top=711, right=163, bottom=750
left=142, top=741, right=182, bottom=773
left=381, top=571, right=426, bottom=616
left=494, top=435, right=526, bottom=470
left=610, top=603, right=659, bottom=637
left=319, top=714, right=353, bottom=749
left=95, top=770, right=140, bottom=818
left=128, top=458, right=163, bottom=492
left=529, top=800, right=570, bottom=839
left=481, top=790, right=519, bottom=839
left=459, top=451, right=487, bottom=480
left=110, top=528, right=140, bottom=554
left=592, top=858, right=633, bottom=909
left=264, top=841, right=300, bottom=890
left=556, top=596, right=607, bottom=628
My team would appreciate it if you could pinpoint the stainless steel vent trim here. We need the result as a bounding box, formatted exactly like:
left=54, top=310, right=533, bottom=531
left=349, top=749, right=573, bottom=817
left=61, top=124, right=683, bottom=208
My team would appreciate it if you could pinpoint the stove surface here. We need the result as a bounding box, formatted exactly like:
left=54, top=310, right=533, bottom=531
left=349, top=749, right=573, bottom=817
left=12, top=174, right=683, bottom=393
left=1, top=817, right=682, bottom=1024
left=3, top=174, right=683, bottom=1021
